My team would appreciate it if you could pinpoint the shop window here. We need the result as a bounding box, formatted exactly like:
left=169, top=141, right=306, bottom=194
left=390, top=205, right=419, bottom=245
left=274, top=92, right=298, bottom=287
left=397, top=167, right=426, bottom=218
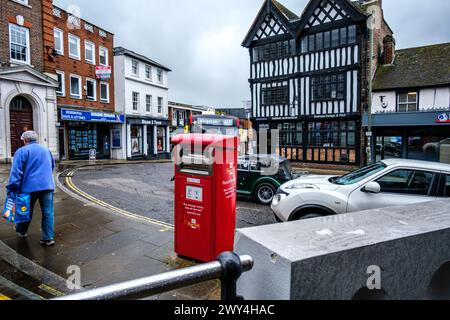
left=131, top=126, right=143, bottom=155
left=397, top=92, right=418, bottom=112
left=157, top=127, right=166, bottom=152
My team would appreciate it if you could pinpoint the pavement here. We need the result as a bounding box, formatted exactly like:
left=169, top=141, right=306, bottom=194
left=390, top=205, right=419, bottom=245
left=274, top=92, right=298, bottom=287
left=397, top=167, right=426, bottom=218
left=0, top=159, right=344, bottom=300
left=0, top=161, right=221, bottom=300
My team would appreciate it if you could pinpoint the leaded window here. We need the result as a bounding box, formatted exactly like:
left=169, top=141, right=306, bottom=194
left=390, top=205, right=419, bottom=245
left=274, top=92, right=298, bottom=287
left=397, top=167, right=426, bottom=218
left=262, top=86, right=289, bottom=105
left=312, top=73, right=345, bottom=101
left=253, top=40, right=295, bottom=62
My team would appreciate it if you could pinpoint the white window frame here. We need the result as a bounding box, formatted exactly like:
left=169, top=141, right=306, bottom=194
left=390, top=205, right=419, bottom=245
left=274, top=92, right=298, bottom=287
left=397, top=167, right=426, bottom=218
left=54, top=28, right=64, bottom=55
left=84, top=40, right=96, bottom=65
left=397, top=92, right=418, bottom=112
left=146, top=95, right=152, bottom=113
left=9, top=24, right=30, bottom=64
left=145, top=65, right=152, bottom=81
left=100, top=82, right=110, bottom=103
left=99, top=46, right=108, bottom=66
left=132, top=92, right=140, bottom=111
left=157, top=69, right=163, bottom=84
left=70, top=74, right=82, bottom=99
left=68, top=34, right=81, bottom=60
left=157, top=97, right=163, bottom=114
left=86, top=78, right=97, bottom=101
left=56, top=71, right=65, bottom=96
left=132, top=60, right=139, bottom=77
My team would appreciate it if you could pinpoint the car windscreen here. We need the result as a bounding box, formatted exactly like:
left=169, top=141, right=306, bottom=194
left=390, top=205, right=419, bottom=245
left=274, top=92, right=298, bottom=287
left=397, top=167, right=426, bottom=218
left=332, top=162, right=387, bottom=185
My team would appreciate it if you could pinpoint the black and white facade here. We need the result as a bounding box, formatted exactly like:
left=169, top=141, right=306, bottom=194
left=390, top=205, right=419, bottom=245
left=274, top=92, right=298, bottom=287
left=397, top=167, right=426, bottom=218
left=243, top=0, right=368, bottom=165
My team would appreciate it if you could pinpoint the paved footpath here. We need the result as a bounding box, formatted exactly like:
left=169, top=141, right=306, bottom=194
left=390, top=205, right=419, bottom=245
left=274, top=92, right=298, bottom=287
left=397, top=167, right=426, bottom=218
left=0, top=161, right=220, bottom=300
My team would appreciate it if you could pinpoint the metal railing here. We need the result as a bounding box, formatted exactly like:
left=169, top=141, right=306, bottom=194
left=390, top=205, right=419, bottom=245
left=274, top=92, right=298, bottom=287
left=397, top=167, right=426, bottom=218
left=54, top=252, right=253, bottom=301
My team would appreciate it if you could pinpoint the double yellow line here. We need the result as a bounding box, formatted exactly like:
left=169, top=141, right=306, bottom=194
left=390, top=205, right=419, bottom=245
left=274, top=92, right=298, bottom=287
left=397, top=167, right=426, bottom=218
left=64, top=169, right=174, bottom=230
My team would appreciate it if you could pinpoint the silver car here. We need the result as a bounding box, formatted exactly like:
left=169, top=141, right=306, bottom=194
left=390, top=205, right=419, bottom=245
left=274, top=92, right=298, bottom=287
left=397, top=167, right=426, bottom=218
left=272, top=159, right=450, bottom=222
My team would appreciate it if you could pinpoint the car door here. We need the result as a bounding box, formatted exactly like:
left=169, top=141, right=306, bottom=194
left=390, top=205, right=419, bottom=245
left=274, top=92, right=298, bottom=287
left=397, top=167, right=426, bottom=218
left=347, top=169, right=438, bottom=213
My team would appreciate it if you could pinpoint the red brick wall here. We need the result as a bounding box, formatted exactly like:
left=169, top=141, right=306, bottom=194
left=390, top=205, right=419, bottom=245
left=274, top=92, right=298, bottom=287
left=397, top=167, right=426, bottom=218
left=0, top=0, right=44, bottom=71
left=42, top=2, right=115, bottom=112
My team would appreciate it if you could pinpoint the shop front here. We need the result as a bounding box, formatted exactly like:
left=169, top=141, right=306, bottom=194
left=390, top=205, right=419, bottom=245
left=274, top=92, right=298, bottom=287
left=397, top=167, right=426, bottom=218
left=254, top=115, right=361, bottom=166
left=126, top=116, right=170, bottom=160
left=363, top=111, right=450, bottom=164
left=59, top=108, right=125, bottom=160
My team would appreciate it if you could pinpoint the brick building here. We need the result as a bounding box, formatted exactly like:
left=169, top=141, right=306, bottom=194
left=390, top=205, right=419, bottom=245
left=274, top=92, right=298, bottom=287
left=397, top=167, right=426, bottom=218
left=0, top=0, right=58, bottom=162
left=42, top=2, right=122, bottom=160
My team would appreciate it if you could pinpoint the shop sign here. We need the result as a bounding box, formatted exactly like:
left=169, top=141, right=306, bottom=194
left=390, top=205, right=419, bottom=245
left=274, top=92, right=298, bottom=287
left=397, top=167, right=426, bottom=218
left=95, top=66, right=111, bottom=80
left=436, top=113, right=450, bottom=124
left=61, top=109, right=125, bottom=123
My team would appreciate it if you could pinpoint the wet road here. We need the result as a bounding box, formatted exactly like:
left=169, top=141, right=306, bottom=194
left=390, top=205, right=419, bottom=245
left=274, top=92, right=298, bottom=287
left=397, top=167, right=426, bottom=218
left=71, top=163, right=277, bottom=228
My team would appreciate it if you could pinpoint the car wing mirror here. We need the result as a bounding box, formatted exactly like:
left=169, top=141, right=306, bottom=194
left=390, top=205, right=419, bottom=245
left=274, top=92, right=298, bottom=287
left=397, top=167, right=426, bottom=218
left=362, top=182, right=381, bottom=194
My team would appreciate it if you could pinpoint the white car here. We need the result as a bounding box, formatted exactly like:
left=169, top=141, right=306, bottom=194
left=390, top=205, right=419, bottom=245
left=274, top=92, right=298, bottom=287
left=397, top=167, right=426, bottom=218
left=271, top=159, right=450, bottom=222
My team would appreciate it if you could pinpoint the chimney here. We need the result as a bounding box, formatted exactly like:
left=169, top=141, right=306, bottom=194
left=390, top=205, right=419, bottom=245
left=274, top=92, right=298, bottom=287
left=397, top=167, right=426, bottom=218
left=382, top=35, right=395, bottom=65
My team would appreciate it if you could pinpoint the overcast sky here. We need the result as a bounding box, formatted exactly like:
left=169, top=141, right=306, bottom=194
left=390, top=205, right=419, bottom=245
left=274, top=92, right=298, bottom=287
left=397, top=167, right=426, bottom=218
left=55, top=0, right=450, bottom=109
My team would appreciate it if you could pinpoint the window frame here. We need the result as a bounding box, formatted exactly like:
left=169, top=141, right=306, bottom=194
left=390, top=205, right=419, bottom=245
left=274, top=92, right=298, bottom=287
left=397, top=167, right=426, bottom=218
left=84, top=40, right=96, bottom=65
left=100, top=82, right=109, bottom=103
left=397, top=92, right=419, bottom=112
left=99, top=46, right=109, bottom=66
left=86, top=78, right=97, bottom=101
left=132, top=91, right=140, bottom=111
left=145, top=65, right=152, bottom=81
left=68, top=33, right=81, bottom=60
left=56, top=71, right=65, bottom=96
left=157, top=97, right=163, bottom=114
left=132, top=60, right=140, bottom=77
left=69, top=74, right=82, bottom=99
left=54, top=28, right=64, bottom=55
left=157, top=69, right=163, bottom=83
left=146, top=94, right=152, bottom=113
left=9, top=23, right=30, bottom=64
left=262, top=86, right=289, bottom=106
left=311, top=73, right=346, bottom=102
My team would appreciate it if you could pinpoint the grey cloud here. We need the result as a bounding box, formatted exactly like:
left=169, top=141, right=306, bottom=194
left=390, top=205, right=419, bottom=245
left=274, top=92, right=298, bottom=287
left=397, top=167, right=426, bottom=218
left=54, top=0, right=450, bottom=108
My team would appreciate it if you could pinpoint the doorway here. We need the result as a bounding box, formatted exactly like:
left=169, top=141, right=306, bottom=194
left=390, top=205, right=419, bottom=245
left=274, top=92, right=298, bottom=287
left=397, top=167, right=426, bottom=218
left=10, top=96, right=33, bottom=156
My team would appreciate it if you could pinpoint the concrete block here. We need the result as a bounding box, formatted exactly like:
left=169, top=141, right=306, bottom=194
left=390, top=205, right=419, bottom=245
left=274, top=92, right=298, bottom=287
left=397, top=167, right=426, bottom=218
left=235, top=200, right=450, bottom=300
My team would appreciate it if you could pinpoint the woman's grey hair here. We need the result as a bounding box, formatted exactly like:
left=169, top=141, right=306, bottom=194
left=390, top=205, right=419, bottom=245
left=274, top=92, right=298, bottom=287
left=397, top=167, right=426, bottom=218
left=21, top=131, right=39, bottom=143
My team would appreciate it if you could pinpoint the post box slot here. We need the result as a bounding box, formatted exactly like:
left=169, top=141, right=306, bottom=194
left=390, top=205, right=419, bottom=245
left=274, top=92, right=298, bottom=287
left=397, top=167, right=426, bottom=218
left=178, top=154, right=212, bottom=176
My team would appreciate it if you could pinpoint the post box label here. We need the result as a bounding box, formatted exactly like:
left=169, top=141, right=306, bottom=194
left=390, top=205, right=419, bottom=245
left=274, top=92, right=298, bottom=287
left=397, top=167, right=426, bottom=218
left=187, top=178, right=201, bottom=184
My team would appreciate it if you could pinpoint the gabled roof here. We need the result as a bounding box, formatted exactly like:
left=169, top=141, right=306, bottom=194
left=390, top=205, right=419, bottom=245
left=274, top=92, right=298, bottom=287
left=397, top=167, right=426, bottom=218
left=242, top=0, right=297, bottom=48
left=295, top=0, right=367, bottom=34
left=113, top=47, right=171, bottom=72
left=373, top=42, right=450, bottom=91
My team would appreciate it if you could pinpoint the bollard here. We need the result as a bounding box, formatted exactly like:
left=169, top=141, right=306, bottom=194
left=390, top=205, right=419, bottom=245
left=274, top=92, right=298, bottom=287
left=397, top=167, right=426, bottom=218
left=217, top=252, right=244, bottom=301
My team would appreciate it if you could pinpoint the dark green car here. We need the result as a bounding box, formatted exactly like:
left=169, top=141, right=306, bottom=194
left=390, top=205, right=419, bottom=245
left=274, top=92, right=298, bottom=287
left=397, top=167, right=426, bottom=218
left=237, top=155, right=298, bottom=205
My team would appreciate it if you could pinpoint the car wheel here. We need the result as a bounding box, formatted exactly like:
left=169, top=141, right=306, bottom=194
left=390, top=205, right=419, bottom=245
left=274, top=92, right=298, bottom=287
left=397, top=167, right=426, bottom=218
left=255, top=183, right=276, bottom=205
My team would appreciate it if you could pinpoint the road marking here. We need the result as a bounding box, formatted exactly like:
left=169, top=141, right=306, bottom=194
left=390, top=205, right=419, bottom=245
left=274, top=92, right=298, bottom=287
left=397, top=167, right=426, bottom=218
left=0, top=276, right=44, bottom=300
left=0, top=294, right=11, bottom=300
left=38, top=284, right=65, bottom=297
left=65, top=169, right=174, bottom=230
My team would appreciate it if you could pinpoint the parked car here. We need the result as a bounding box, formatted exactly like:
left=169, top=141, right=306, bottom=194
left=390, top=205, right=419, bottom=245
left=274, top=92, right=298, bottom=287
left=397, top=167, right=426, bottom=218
left=271, top=158, right=450, bottom=222
left=237, top=155, right=300, bottom=205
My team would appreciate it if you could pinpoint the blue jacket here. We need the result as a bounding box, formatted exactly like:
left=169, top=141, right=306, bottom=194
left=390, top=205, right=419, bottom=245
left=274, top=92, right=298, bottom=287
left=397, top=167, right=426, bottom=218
left=7, top=142, right=55, bottom=194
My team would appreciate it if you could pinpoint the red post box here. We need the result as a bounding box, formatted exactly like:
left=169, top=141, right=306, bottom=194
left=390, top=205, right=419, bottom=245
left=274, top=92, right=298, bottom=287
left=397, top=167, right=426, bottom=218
left=171, top=134, right=239, bottom=262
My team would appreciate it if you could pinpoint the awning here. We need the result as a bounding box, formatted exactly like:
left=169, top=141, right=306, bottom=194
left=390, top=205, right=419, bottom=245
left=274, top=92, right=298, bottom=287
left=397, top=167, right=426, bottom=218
left=60, top=108, right=124, bottom=124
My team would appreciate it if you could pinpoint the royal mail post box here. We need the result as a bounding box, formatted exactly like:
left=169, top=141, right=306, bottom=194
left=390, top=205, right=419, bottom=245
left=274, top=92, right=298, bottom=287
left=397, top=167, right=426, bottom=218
left=171, top=134, right=239, bottom=262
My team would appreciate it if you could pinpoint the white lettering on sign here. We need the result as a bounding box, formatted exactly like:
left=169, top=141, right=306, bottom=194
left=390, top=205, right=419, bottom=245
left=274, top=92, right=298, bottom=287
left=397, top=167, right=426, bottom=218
left=187, top=178, right=201, bottom=184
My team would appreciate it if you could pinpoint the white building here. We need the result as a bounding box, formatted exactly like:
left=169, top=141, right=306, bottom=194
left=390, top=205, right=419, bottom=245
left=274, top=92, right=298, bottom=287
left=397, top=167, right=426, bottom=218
left=364, top=42, right=450, bottom=163
left=113, top=47, right=171, bottom=160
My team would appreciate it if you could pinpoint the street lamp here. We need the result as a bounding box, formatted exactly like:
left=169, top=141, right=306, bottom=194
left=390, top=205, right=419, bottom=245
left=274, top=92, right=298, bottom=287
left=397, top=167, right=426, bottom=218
left=366, top=11, right=375, bottom=165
